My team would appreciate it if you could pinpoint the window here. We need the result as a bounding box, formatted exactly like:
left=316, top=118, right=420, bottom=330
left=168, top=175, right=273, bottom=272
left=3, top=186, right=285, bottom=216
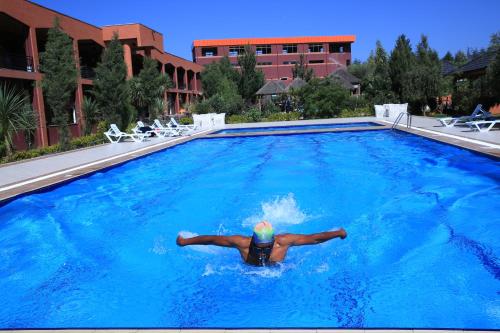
left=329, top=43, right=351, bottom=53
left=229, top=46, right=245, bottom=56
left=257, top=62, right=272, bottom=66
left=280, top=77, right=289, bottom=80
left=283, top=61, right=297, bottom=65
left=308, top=44, right=324, bottom=53
left=201, top=47, right=218, bottom=57
left=282, top=44, right=297, bottom=54
left=309, top=60, right=324, bottom=64
left=346, top=59, right=351, bottom=66
left=256, top=45, right=272, bottom=55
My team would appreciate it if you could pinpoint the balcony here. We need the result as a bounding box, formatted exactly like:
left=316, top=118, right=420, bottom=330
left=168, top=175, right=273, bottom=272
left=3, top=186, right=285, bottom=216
left=80, top=65, right=96, bottom=79
left=0, top=53, right=34, bottom=72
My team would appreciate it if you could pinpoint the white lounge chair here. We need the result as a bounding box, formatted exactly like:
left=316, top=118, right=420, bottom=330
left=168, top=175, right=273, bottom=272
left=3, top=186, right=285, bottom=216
left=152, top=119, right=181, bottom=136
left=132, top=121, right=155, bottom=137
left=466, top=119, right=500, bottom=132
left=437, top=104, right=491, bottom=128
left=134, top=121, right=173, bottom=138
left=169, top=117, right=197, bottom=134
left=104, top=124, right=147, bottom=143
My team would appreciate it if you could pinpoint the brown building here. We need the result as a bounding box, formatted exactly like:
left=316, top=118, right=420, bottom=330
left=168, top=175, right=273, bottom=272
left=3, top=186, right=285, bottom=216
left=0, top=0, right=202, bottom=149
left=192, top=36, right=356, bottom=81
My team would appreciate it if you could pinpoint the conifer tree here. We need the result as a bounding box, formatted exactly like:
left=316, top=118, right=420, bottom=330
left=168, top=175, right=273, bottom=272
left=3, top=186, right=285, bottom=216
left=402, top=35, right=443, bottom=113
left=93, top=33, right=132, bottom=129
left=39, top=18, right=77, bottom=149
left=371, top=41, right=394, bottom=104
left=389, top=34, right=414, bottom=102
left=237, top=45, right=265, bottom=104
left=292, top=54, right=314, bottom=82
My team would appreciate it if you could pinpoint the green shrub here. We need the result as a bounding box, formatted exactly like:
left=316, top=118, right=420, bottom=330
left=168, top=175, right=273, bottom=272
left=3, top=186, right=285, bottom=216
left=245, top=107, right=262, bottom=122
left=339, top=107, right=374, bottom=118
left=179, top=117, right=193, bottom=125
left=261, top=101, right=280, bottom=118
left=69, top=134, right=104, bottom=149
left=264, top=112, right=301, bottom=122
left=226, top=114, right=250, bottom=124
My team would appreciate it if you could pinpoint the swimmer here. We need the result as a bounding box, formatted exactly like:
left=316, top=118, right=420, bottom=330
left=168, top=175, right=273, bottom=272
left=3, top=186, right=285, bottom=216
left=176, top=221, right=347, bottom=266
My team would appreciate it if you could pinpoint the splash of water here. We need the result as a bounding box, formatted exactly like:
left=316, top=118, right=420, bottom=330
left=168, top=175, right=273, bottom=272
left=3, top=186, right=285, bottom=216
left=243, top=193, right=309, bottom=227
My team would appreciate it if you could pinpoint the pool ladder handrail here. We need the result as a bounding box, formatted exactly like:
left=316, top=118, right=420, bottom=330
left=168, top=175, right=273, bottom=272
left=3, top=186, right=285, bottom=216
left=392, top=111, right=412, bottom=129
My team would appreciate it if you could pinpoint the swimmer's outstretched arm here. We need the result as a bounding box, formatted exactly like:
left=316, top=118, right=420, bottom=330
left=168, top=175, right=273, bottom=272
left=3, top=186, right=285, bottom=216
left=278, top=228, right=347, bottom=246
left=176, top=235, right=248, bottom=248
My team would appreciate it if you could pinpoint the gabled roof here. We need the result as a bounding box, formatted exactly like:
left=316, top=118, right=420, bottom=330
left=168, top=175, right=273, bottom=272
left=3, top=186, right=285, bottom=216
left=328, top=68, right=361, bottom=90
left=455, top=52, right=495, bottom=74
left=285, top=78, right=307, bottom=92
left=442, top=61, right=456, bottom=76
left=256, top=80, right=287, bottom=95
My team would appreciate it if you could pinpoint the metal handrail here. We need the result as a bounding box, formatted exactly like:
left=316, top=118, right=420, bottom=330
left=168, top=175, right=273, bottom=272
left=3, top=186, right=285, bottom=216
left=392, top=111, right=412, bottom=129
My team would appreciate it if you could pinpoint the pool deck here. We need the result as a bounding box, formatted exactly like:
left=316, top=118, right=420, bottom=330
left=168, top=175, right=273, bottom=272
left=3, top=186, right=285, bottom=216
left=0, top=116, right=498, bottom=202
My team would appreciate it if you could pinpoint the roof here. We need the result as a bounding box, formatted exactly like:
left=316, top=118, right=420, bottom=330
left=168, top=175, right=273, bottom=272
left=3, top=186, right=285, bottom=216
left=256, top=80, right=287, bottom=95
left=193, top=35, right=356, bottom=47
left=442, top=61, right=456, bottom=76
left=328, top=68, right=361, bottom=89
left=285, top=78, right=307, bottom=92
left=455, top=52, right=495, bottom=74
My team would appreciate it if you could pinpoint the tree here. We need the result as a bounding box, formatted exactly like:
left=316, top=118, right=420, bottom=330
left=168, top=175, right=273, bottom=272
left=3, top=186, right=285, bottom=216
left=93, top=33, right=133, bottom=129
left=453, top=50, right=468, bottom=67
left=130, top=57, right=171, bottom=118
left=0, top=84, right=37, bottom=156
left=371, top=41, right=395, bottom=104
left=195, top=76, right=244, bottom=116
left=442, top=51, right=454, bottom=63
left=348, top=55, right=376, bottom=103
left=39, top=18, right=77, bottom=149
left=81, top=96, right=100, bottom=135
left=402, top=35, right=443, bottom=114
left=486, top=32, right=500, bottom=102
left=298, top=78, right=350, bottom=119
left=237, top=45, right=265, bottom=104
left=389, top=34, right=414, bottom=102
left=292, top=54, right=314, bottom=82
left=200, top=56, right=240, bottom=98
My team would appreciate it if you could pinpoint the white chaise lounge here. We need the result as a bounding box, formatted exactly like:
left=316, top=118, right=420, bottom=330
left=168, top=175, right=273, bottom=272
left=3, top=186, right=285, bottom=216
left=152, top=119, right=181, bottom=136
left=437, top=104, right=491, bottom=128
left=169, top=118, right=197, bottom=135
left=466, top=120, right=500, bottom=132
left=104, top=124, right=147, bottom=143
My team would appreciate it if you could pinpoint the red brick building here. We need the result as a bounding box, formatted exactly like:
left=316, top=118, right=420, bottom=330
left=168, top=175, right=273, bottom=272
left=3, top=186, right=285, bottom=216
left=192, top=36, right=356, bottom=81
left=0, top=0, right=202, bottom=149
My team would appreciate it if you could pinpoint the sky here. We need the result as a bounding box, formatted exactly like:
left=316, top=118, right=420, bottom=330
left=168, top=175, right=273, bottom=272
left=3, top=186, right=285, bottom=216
left=32, top=0, right=500, bottom=62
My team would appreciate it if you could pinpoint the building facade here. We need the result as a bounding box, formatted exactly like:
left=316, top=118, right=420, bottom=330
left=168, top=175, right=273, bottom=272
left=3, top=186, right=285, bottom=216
left=192, top=36, right=355, bottom=81
left=0, top=0, right=202, bottom=149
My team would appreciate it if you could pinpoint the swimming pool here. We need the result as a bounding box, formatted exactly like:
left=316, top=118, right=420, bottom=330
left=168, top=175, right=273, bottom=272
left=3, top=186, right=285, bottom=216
left=212, top=121, right=382, bottom=134
left=0, top=130, right=499, bottom=329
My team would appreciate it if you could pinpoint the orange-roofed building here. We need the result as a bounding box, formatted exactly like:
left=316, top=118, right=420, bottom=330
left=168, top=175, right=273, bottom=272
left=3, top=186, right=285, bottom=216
left=192, top=36, right=356, bottom=81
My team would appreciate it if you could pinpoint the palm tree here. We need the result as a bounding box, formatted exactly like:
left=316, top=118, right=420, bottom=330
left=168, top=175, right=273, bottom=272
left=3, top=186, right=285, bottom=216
left=150, top=97, right=165, bottom=119
left=82, top=96, right=100, bottom=135
left=0, top=84, right=35, bottom=156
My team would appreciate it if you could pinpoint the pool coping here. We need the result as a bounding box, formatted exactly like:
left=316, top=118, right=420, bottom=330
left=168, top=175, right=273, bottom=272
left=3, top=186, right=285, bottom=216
left=0, top=119, right=499, bottom=203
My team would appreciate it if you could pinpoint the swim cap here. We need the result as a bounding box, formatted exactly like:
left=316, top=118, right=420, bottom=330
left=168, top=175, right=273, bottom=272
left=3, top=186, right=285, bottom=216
left=252, top=221, right=274, bottom=244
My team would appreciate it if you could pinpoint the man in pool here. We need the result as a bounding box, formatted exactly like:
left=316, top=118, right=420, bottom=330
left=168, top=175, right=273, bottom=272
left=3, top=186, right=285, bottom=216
left=176, top=221, right=347, bottom=266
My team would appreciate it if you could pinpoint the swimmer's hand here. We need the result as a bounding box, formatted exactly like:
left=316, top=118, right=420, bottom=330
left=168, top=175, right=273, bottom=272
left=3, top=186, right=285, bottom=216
left=176, top=235, right=186, bottom=246
left=339, top=228, right=347, bottom=239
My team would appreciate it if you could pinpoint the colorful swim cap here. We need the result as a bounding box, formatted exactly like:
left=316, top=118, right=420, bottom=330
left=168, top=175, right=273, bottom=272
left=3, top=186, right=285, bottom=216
left=252, top=221, right=275, bottom=244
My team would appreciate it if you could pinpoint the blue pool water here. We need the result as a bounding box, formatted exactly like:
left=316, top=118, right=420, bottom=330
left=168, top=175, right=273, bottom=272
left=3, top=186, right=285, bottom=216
left=0, top=130, right=499, bottom=329
left=212, top=121, right=381, bottom=134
